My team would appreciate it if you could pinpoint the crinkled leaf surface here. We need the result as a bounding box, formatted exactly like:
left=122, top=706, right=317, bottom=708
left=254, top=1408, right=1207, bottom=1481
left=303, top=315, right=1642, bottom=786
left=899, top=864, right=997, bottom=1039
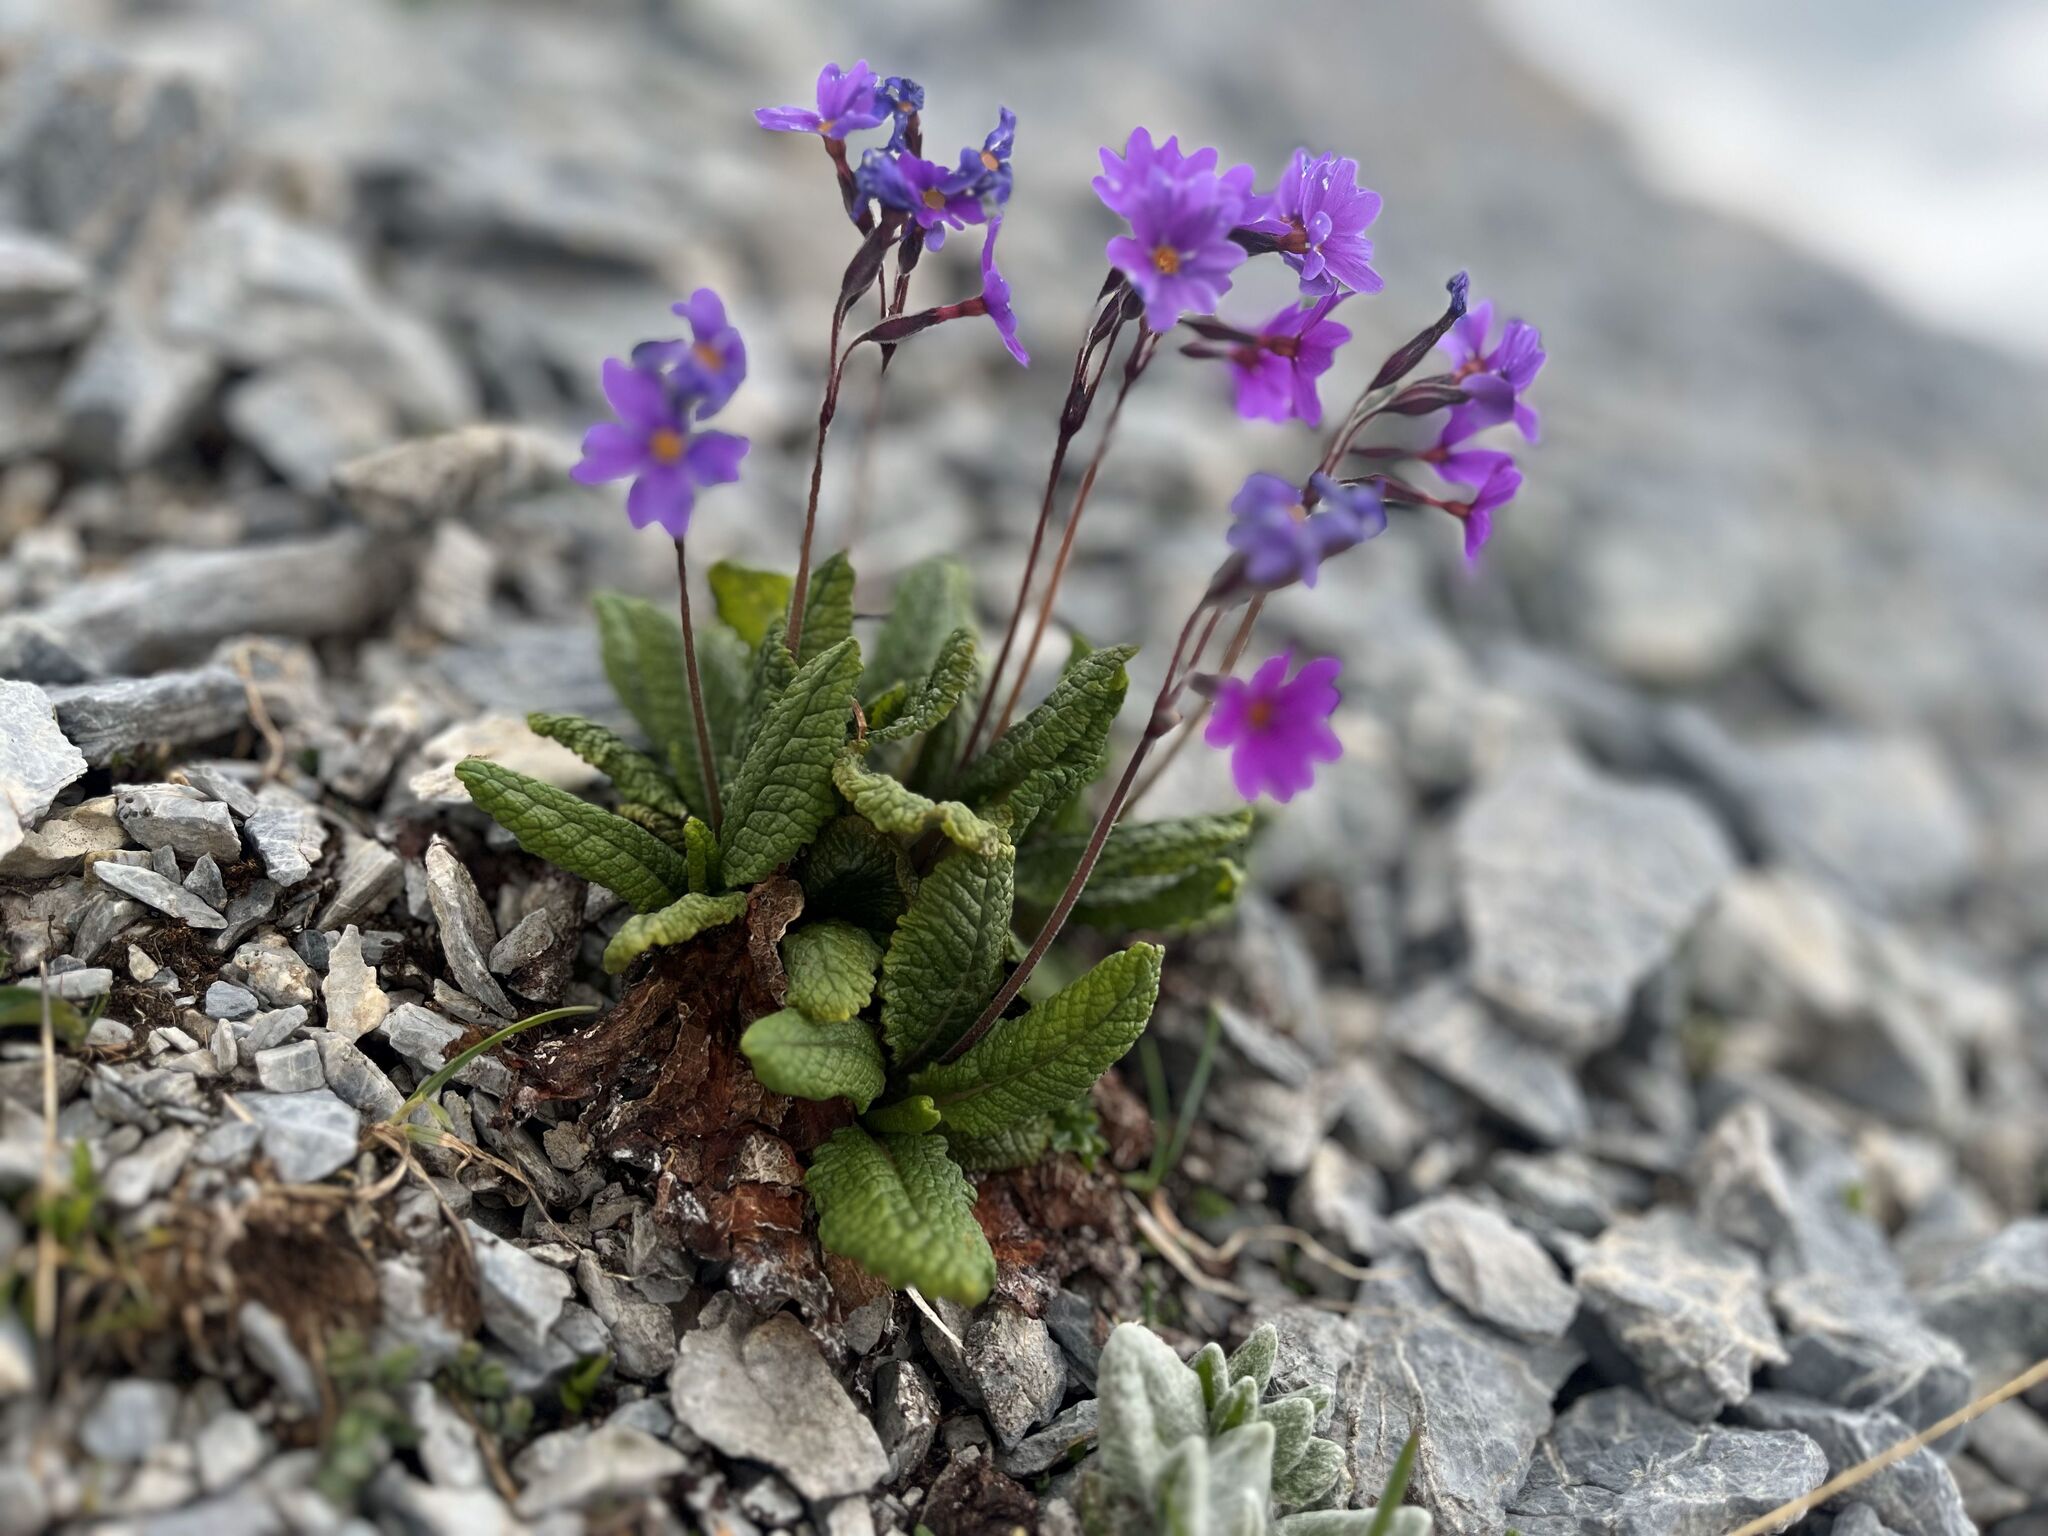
left=868, top=626, right=977, bottom=745
left=796, top=551, right=857, bottom=668
left=797, top=816, right=915, bottom=932
left=781, top=919, right=883, bottom=1022
left=960, top=643, right=1133, bottom=804
left=739, top=1008, right=886, bottom=1110
left=719, top=637, right=861, bottom=887
left=527, top=712, right=685, bottom=818
left=833, top=752, right=1002, bottom=858
left=707, top=561, right=793, bottom=647
left=806, top=1127, right=995, bottom=1303
left=1017, top=810, right=1253, bottom=902
left=943, top=1116, right=1052, bottom=1173
left=601, top=890, right=748, bottom=973
left=865, top=556, right=975, bottom=701
left=879, top=839, right=1014, bottom=1067
left=1071, top=860, right=1245, bottom=934
left=455, top=758, right=687, bottom=914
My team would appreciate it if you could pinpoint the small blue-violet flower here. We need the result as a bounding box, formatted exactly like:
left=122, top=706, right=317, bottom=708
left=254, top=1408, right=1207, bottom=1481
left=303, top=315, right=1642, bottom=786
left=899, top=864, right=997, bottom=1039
left=1225, top=471, right=1384, bottom=592
left=756, top=60, right=888, bottom=138
left=1104, top=166, right=1252, bottom=332
left=1439, top=300, right=1546, bottom=441
left=1225, top=294, right=1351, bottom=426
left=634, top=289, right=748, bottom=416
left=572, top=359, right=748, bottom=540
left=856, top=149, right=985, bottom=250
left=879, top=75, right=924, bottom=151
left=952, top=106, right=1017, bottom=209
left=976, top=221, right=1029, bottom=366
left=1446, top=458, right=1521, bottom=560
left=1092, top=128, right=1258, bottom=219
left=1204, top=651, right=1344, bottom=803
left=1243, top=150, right=1383, bottom=297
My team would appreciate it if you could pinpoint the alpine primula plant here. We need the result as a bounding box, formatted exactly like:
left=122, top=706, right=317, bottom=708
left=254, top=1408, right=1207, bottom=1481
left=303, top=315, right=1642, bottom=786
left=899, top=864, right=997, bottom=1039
left=456, top=67, right=1543, bottom=1311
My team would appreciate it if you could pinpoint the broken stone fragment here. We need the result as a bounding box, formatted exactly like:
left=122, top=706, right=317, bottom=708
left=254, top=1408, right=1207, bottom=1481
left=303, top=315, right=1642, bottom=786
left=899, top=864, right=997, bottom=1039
left=423, top=836, right=514, bottom=1018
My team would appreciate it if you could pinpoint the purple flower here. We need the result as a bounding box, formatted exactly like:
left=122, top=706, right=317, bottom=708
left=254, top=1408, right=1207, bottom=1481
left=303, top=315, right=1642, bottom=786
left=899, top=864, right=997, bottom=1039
left=880, top=75, right=924, bottom=151
left=634, top=288, right=747, bottom=416
left=953, top=106, right=1017, bottom=208
left=756, top=60, right=888, bottom=138
left=571, top=359, right=748, bottom=540
left=1105, top=171, right=1250, bottom=332
left=1093, top=128, right=1258, bottom=219
left=1204, top=651, right=1344, bottom=803
left=856, top=149, right=985, bottom=250
left=1225, top=294, right=1351, bottom=425
left=1224, top=471, right=1384, bottom=591
left=977, top=221, right=1028, bottom=366
left=1243, top=150, right=1383, bottom=297
left=1445, top=459, right=1521, bottom=560
left=1439, top=300, right=1546, bottom=441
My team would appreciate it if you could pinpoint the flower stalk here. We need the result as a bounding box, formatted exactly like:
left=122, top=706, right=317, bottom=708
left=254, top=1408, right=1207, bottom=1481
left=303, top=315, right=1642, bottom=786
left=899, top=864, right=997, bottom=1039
left=673, top=538, right=723, bottom=832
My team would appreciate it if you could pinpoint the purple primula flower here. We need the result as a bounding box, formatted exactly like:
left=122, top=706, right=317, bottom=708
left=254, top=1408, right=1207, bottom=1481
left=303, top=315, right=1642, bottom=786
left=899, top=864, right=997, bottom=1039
left=756, top=59, right=888, bottom=138
left=1204, top=651, right=1344, bottom=803
left=634, top=288, right=747, bottom=416
left=1105, top=170, right=1250, bottom=332
left=1226, top=293, right=1351, bottom=425
left=571, top=358, right=748, bottom=540
left=953, top=106, right=1017, bottom=208
left=1225, top=471, right=1383, bottom=591
left=879, top=75, right=924, bottom=150
left=976, top=220, right=1028, bottom=366
left=1244, top=150, right=1383, bottom=297
left=856, top=149, right=985, bottom=250
left=1093, top=128, right=1259, bottom=219
left=1439, top=300, right=1546, bottom=441
left=1445, top=458, right=1521, bottom=560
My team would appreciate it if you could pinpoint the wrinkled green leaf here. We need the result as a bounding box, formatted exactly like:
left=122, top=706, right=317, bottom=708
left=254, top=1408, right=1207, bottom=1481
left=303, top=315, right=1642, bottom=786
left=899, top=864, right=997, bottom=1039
left=616, top=801, right=691, bottom=851
left=719, top=638, right=862, bottom=887
left=797, top=816, right=914, bottom=932
left=833, top=752, right=1002, bottom=858
left=740, top=1009, right=886, bottom=1110
left=1095, top=1322, right=1211, bottom=1503
left=863, top=1095, right=942, bottom=1135
left=456, top=759, right=688, bottom=914
left=868, top=626, right=976, bottom=745
left=601, top=890, right=749, bottom=974
left=527, top=712, right=685, bottom=818
left=865, top=557, right=975, bottom=701
left=807, top=1127, right=995, bottom=1303
left=1273, top=1423, right=1346, bottom=1511
left=723, top=629, right=800, bottom=782
left=797, top=551, right=857, bottom=668
left=592, top=594, right=691, bottom=767
left=942, top=1116, right=1052, bottom=1173
left=708, top=561, right=793, bottom=647
left=0, top=985, right=87, bottom=1047
left=1227, top=1325, right=1279, bottom=1394
left=911, top=944, right=1162, bottom=1136
left=1071, top=860, right=1246, bottom=934
left=879, top=840, right=1015, bottom=1067
left=1017, top=810, right=1253, bottom=903
left=781, top=920, right=883, bottom=1022
left=683, top=816, right=717, bottom=893
left=960, top=644, right=1133, bottom=805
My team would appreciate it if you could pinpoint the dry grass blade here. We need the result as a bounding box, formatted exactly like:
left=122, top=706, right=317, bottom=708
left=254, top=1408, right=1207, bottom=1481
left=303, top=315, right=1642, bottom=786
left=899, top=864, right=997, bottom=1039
left=1727, top=1355, right=2048, bottom=1536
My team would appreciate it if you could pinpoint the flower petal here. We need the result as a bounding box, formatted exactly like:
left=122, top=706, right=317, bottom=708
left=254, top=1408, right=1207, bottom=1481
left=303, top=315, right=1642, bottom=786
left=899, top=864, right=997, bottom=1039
left=601, top=358, right=669, bottom=429
left=625, top=465, right=695, bottom=539
left=570, top=422, right=644, bottom=484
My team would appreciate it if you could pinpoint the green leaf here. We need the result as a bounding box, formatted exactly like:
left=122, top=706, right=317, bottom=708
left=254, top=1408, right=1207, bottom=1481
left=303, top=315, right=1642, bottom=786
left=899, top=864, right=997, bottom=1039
left=1071, top=861, right=1246, bottom=934
left=708, top=561, right=793, bottom=647
left=781, top=920, right=883, bottom=1022
left=868, top=627, right=977, bottom=745
left=616, top=801, right=691, bottom=852
left=864, top=680, right=910, bottom=735
left=1096, top=1323, right=1210, bottom=1502
left=527, top=712, right=685, bottom=818
left=959, top=643, right=1133, bottom=805
left=833, top=752, right=1003, bottom=858
left=1265, top=1394, right=1317, bottom=1478
left=866, top=557, right=975, bottom=700
left=723, top=629, right=800, bottom=783
left=683, top=816, right=718, bottom=893
left=806, top=1127, right=995, bottom=1304
left=602, top=890, right=749, bottom=974
left=879, top=839, right=1015, bottom=1067
left=942, top=1116, right=1052, bottom=1173
left=456, top=759, right=689, bottom=914
left=740, top=1009, right=886, bottom=1111
left=719, top=637, right=862, bottom=888
left=558, top=1352, right=610, bottom=1418
left=910, top=944, right=1162, bottom=1136
left=1017, top=810, right=1253, bottom=903
left=589, top=592, right=744, bottom=819
left=1272, top=1418, right=1343, bottom=1510
left=1226, top=1324, right=1278, bottom=1393
left=863, top=1095, right=942, bottom=1135
left=0, top=985, right=88, bottom=1047
left=797, top=551, right=857, bottom=668
left=797, top=816, right=914, bottom=931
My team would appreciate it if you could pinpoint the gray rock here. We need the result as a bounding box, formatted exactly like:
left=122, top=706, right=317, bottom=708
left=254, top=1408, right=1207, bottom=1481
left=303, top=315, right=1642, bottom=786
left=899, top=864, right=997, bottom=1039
left=180, top=762, right=260, bottom=818
left=1045, top=1291, right=1104, bottom=1391
left=184, top=852, right=228, bottom=909
left=224, top=359, right=399, bottom=493
left=321, top=925, right=390, bottom=1041
left=229, top=937, right=315, bottom=1007
left=403, top=1380, right=485, bottom=1490
left=78, top=1377, right=181, bottom=1463
left=314, top=1035, right=405, bottom=1122
left=1264, top=1287, right=1561, bottom=1536
left=922, top=1300, right=1068, bottom=1451
left=212, top=879, right=280, bottom=953
left=573, top=1254, right=675, bottom=1380
left=39, top=966, right=111, bottom=1000
left=1389, top=982, right=1590, bottom=1147
left=91, top=859, right=225, bottom=929
left=380, top=1002, right=512, bottom=1097
left=1393, top=1194, right=1578, bottom=1340
left=874, top=1358, right=940, bottom=1484
left=667, top=1299, right=890, bottom=1501
left=368, top=1471, right=520, bottom=1536
left=47, top=668, right=247, bottom=766
left=0, top=679, right=87, bottom=860
left=1454, top=755, right=1734, bottom=1054
left=509, top=1423, right=687, bottom=1516
left=194, top=1410, right=270, bottom=1493
left=1506, top=1387, right=1827, bottom=1536
left=1574, top=1209, right=1785, bottom=1418
left=57, top=305, right=219, bottom=470
left=1968, top=1402, right=2048, bottom=1500
left=102, top=1126, right=195, bottom=1209
left=242, top=786, right=326, bottom=889
left=1917, top=1219, right=2048, bottom=1386
left=1769, top=1271, right=1972, bottom=1435
left=423, top=837, right=514, bottom=1018
left=115, top=783, right=241, bottom=863
left=239, top=1005, right=307, bottom=1054
left=0, top=793, right=126, bottom=879
left=1289, top=1140, right=1396, bottom=1259
left=1735, top=1392, right=1971, bottom=1536
left=997, top=1397, right=1099, bottom=1479
left=0, top=227, right=97, bottom=353
left=254, top=1039, right=325, bottom=1094
left=1830, top=1505, right=1902, bottom=1536
left=488, top=908, right=558, bottom=977
left=330, top=423, right=567, bottom=531
left=316, top=835, right=405, bottom=932
left=204, top=981, right=260, bottom=1022
left=1485, top=1149, right=1640, bottom=1238
left=464, top=1221, right=572, bottom=1361
left=242, top=1089, right=359, bottom=1183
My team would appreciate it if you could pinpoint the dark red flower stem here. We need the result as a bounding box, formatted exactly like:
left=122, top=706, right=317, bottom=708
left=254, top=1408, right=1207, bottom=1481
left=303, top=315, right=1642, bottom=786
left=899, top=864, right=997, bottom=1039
left=784, top=306, right=849, bottom=660
left=673, top=538, right=723, bottom=833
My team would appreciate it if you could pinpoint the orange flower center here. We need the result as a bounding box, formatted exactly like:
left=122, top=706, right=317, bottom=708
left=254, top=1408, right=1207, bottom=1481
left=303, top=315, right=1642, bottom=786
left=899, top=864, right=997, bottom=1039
left=922, top=187, right=947, bottom=210
left=693, top=341, right=722, bottom=369
left=1247, top=698, right=1276, bottom=731
left=980, top=149, right=1001, bottom=172
left=648, top=428, right=685, bottom=464
left=1151, top=244, right=1181, bottom=275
